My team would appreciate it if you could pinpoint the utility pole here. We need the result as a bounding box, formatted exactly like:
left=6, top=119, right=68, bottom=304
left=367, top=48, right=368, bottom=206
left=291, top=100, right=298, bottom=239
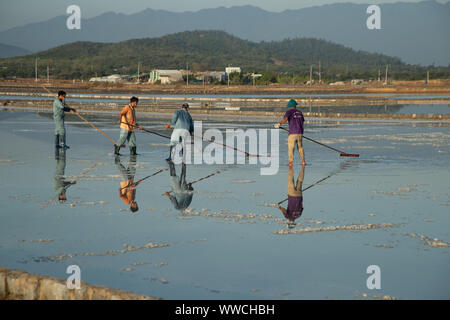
left=35, top=57, right=38, bottom=82
left=426, top=70, right=429, bottom=84
left=378, top=68, right=381, bottom=83
left=186, top=62, right=189, bottom=86
left=309, top=65, right=313, bottom=86
left=47, top=65, right=49, bottom=84
left=137, top=61, right=140, bottom=83
left=385, top=65, right=388, bottom=85
left=318, top=61, right=321, bottom=84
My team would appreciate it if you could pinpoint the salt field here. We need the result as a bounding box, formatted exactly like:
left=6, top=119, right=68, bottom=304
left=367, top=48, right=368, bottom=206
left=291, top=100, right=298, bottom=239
left=2, top=93, right=450, bottom=116
left=0, top=110, right=449, bottom=299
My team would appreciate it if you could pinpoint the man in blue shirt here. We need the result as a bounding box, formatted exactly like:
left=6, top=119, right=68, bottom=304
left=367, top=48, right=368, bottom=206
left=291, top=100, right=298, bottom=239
left=275, top=99, right=305, bottom=166
left=164, top=162, right=194, bottom=213
left=53, top=90, right=76, bottom=149
left=165, top=103, right=194, bottom=161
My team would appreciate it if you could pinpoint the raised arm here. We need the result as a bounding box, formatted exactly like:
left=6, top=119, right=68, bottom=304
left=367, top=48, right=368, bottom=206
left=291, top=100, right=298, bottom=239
left=165, top=110, right=179, bottom=129
left=55, top=99, right=72, bottom=112
left=274, top=117, right=288, bottom=128
left=171, top=110, right=179, bottom=126
left=279, top=117, right=288, bottom=125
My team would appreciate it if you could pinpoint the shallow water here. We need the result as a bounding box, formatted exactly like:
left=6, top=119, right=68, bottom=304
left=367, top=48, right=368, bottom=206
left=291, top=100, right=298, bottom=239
left=240, top=104, right=450, bottom=115
left=2, top=94, right=449, bottom=115
left=0, top=111, right=449, bottom=299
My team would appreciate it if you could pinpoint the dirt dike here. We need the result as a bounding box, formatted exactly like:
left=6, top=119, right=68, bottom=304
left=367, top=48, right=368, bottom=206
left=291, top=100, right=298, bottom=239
left=0, top=266, right=160, bottom=300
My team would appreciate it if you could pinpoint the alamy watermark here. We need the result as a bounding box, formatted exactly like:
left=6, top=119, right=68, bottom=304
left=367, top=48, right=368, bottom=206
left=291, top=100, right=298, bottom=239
left=366, top=265, right=381, bottom=289
left=66, top=5, right=81, bottom=30
left=171, top=121, right=280, bottom=175
left=366, top=5, right=381, bottom=30
left=66, top=265, right=81, bottom=289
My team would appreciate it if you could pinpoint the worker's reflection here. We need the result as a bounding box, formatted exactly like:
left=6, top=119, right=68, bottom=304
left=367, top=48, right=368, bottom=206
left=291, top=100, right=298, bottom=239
left=164, top=161, right=194, bottom=213
left=276, top=166, right=305, bottom=228
left=116, top=155, right=140, bottom=212
left=54, top=149, right=76, bottom=202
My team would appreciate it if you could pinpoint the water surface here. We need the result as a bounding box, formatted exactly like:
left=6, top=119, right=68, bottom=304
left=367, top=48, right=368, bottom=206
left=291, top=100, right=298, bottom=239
left=0, top=111, right=449, bottom=299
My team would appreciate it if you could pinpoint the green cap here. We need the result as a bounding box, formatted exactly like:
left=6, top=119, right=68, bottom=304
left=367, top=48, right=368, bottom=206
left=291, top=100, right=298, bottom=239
left=287, top=99, right=298, bottom=108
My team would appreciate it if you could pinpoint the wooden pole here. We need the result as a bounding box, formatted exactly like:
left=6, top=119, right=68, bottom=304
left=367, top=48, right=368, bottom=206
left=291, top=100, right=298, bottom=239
left=137, top=61, right=140, bottom=83
left=385, top=65, right=388, bottom=85
left=279, top=127, right=359, bottom=157
left=35, top=57, right=38, bottom=82
left=318, top=61, right=321, bottom=84
left=74, top=111, right=118, bottom=145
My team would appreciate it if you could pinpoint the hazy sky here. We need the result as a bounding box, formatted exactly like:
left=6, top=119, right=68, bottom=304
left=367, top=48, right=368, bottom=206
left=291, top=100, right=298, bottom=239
left=0, top=0, right=447, bottom=31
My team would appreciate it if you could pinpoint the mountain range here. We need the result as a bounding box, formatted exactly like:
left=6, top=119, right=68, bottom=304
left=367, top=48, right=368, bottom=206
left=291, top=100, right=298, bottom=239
left=0, top=1, right=448, bottom=66
left=3, top=30, right=445, bottom=81
left=0, top=43, right=30, bottom=59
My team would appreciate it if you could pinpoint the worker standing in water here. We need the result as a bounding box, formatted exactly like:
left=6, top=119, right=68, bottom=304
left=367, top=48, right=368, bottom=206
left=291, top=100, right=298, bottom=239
left=54, top=149, right=76, bottom=202
left=275, top=99, right=306, bottom=166
left=164, top=162, right=194, bottom=213
left=276, top=166, right=305, bottom=229
left=165, top=103, right=194, bottom=162
left=115, top=96, right=142, bottom=156
left=53, top=90, right=76, bottom=149
left=116, top=155, right=140, bottom=212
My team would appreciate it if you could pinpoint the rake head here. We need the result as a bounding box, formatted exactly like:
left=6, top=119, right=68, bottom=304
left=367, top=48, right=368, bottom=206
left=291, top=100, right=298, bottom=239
left=340, top=153, right=360, bottom=157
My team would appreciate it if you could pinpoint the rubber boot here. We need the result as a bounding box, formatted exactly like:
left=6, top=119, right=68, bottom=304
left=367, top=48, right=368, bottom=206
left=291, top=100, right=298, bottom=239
left=114, top=144, right=121, bottom=155
left=169, top=161, right=176, bottom=176
left=130, top=146, right=137, bottom=156
left=166, top=146, right=173, bottom=161
left=54, top=145, right=60, bottom=158
left=61, top=134, right=70, bottom=149
left=55, top=135, right=61, bottom=148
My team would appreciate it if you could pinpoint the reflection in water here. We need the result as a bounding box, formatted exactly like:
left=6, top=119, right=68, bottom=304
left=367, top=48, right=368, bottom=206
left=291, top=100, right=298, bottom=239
left=53, top=149, right=76, bottom=202
left=273, top=160, right=357, bottom=228
left=116, top=155, right=140, bottom=212
left=277, top=166, right=305, bottom=228
left=164, top=161, right=194, bottom=213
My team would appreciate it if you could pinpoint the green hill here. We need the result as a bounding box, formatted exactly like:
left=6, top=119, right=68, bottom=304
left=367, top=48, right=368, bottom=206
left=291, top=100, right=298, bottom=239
left=0, top=30, right=448, bottom=81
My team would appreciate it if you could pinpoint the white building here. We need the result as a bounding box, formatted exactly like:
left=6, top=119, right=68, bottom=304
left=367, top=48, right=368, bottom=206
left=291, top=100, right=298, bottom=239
left=195, top=71, right=227, bottom=82
left=149, top=70, right=183, bottom=84
left=89, top=74, right=123, bottom=83
left=225, top=67, right=241, bottom=74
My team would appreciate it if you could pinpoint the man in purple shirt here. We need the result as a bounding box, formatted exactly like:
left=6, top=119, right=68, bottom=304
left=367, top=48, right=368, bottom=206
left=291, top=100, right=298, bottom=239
left=277, top=166, right=305, bottom=228
left=274, top=99, right=305, bottom=166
